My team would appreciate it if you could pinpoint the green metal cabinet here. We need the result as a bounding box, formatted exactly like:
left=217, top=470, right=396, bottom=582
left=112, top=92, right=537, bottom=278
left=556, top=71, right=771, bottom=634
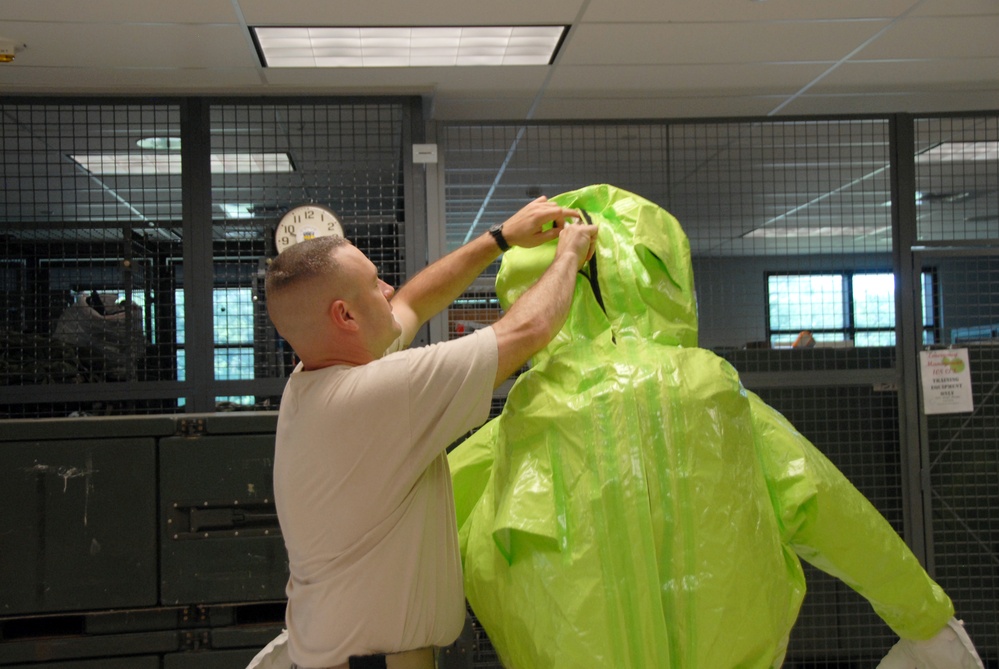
left=0, top=414, right=287, bottom=666
left=159, top=417, right=288, bottom=604
left=0, top=428, right=158, bottom=616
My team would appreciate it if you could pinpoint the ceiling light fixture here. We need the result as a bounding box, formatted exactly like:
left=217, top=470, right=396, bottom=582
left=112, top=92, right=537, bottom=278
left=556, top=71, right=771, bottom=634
left=136, top=137, right=182, bottom=150
left=69, top=152, right=295, bottom=175
left=743, top=225, right=888, bottom=239
left=916, top=141, right=999, bottom=163
left=252, top=26, right=568, bottom=68
left=220, top=203, right=257, bottom=219
left=915, top=190, right=973, bottom=205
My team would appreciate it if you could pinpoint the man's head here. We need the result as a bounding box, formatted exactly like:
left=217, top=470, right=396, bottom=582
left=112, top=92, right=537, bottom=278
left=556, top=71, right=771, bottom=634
left=265, top=236, right=400, bottom=368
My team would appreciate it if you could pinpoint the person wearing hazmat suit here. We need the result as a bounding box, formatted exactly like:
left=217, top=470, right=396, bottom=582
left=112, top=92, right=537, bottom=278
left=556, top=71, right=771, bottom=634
left=448, top=184, right=984, bottom=669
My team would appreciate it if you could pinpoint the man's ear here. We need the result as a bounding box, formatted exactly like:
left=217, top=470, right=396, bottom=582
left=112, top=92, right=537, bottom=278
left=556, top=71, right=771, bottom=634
left=329, top=298, right=358, bottom=331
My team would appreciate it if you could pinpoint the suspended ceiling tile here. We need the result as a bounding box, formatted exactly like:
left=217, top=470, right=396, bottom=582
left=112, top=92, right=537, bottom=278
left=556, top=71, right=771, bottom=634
left=0, top=66, right=266, bottom=94
left=856, top=16, right=999, bottom=59
left=259, top=66, right=435, bottom=92
left=820, top=58, right=999, bottom=88
left=909, top=0, right=999, bottom=18
left=776, top=90, right=999, bottom=116
left=581, top=0, right=917, bottom=23
left=531, top=94, right=784, bottom=121
left=0, top=22, right=256, bottom=69
left=560, top=21, right=892, bottom=66
left=429, top=96, right=539, bottom=120
left=0, top=0, right=995, bottom=121
left=1, top=0, right=240, bottom=23
left=426, top=67, right=555, bottom=93
left=260, top=65, right=555, bottom=104
left=548, top=62, right=831, bottom=93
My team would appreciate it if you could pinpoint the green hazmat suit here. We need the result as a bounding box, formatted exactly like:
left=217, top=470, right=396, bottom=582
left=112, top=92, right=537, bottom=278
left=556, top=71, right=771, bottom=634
left=448, top=184, right=954, bottom=668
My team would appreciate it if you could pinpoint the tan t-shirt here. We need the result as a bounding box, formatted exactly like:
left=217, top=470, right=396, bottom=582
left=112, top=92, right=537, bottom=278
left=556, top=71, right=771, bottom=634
left=273, top=327, right=498, bottom=668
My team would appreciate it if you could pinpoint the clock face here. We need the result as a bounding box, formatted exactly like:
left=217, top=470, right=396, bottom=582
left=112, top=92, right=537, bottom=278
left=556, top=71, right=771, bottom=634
left=274, top=204, right=345, bottom=253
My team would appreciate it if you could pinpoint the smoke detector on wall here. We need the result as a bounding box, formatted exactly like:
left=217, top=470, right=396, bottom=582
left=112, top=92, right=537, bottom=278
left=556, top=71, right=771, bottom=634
left=0, top=39, right=26, bottom=63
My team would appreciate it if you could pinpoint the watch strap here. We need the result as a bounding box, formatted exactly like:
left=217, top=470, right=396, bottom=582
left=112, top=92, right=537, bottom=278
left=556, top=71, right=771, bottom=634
left=489, top=224, right=510, bottom=252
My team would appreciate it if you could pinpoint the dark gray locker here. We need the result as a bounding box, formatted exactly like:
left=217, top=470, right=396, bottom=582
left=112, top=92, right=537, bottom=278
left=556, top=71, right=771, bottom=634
left=0, top=435, right=158, bottom=615
left=162, top=648, right=261, bottom=669
left=5, top=658, right=159, bottom=669
left=159, top=420, right=288, bottom=605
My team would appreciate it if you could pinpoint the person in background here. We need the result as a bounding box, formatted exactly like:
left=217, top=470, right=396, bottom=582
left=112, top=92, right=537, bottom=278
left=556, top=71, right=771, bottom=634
left=252, top=196, right=597, bottom=669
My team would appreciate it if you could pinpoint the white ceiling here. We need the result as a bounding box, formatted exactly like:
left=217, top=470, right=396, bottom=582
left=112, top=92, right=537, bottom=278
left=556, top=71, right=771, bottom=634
left=1, top=0, right=997, bottom=259
left=2, top=0, right=998, bottom=121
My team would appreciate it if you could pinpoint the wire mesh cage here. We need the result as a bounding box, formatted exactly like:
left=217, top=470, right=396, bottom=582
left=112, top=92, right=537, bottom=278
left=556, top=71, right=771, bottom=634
left=438, top=114, right=998, bottom=667
left=0, top=102, right=184, bottom=417
left=0, top=98, right=410, bottom=417
left=440, top=118, right=897, bottom=366
left=208, top=101, right=407, bottom=410
left=760, top=385, right=904, bottom=665
left=920, top=256, right=999, bottom=658
left=1, top=97, right=997, bottom=666
left=914, top=114, right=999, bottom=658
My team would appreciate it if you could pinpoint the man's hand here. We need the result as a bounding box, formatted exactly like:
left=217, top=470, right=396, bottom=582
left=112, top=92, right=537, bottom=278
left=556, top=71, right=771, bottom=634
left=499, top=196, right=582, bottom=249
left=490, top=213, right=598, bottom=386
left=554, top=218, right=599, bottom=270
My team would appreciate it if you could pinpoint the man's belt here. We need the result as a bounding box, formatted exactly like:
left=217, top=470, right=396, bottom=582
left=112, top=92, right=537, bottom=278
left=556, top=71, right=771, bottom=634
left=316, top=646, right=436, bottom=669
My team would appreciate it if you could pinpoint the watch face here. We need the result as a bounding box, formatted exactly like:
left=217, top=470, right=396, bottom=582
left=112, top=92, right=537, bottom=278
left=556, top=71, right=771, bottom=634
left=275, top=204, right=345, bottom=253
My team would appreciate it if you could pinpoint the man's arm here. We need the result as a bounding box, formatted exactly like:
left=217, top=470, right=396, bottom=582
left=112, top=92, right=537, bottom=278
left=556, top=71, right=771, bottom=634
left=390, top=197, right=579, bottom=346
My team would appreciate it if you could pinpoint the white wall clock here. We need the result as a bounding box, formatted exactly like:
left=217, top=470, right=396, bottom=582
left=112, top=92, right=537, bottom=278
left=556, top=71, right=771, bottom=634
left=274, top=203, right=345, bottom=254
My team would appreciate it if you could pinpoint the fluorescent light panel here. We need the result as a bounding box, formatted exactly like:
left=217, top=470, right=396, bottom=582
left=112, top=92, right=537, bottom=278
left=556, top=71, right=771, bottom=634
left=916, top=141, right=999, bottom=163
left=69, top=153, right=294, bottom=175
left=220, top=203, right=257, bottom=219
left=253, top=26, right=567, bottom=67
left=744, top=225, right=888, bottom=239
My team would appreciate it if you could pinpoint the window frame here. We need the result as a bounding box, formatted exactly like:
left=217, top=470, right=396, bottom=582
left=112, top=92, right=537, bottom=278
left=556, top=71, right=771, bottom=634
left=765, top=269, right=940, bottom=348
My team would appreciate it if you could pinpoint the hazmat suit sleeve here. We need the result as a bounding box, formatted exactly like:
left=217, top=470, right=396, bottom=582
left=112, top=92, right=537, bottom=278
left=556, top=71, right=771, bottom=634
left=747, top=390, right=955, bottom=640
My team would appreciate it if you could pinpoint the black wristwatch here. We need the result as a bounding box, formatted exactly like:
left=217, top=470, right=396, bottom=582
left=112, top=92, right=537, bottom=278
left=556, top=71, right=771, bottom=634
left=488, top=223, right=510, bottom=252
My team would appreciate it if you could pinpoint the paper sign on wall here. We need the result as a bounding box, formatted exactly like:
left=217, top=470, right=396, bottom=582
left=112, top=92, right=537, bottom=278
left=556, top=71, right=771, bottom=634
left=919, top=348, right=974, bottom=415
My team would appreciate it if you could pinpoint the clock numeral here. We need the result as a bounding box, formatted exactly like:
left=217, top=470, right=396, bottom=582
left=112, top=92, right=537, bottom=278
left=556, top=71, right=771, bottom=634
left=276, top=206, right=343, bottom=253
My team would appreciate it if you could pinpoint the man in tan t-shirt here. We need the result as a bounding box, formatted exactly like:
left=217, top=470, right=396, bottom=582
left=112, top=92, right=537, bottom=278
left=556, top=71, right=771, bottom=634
left=259, top=196, right=597, bottom=669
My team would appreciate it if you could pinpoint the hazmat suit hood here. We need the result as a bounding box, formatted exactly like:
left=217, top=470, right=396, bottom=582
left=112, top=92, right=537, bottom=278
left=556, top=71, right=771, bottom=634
left=497, top=184, right=698, bottom=363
